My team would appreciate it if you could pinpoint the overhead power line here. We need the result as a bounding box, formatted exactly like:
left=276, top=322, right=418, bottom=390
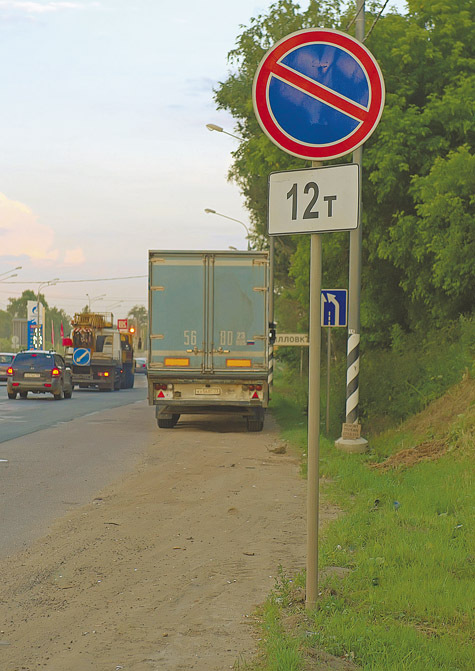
left=364, top=0, right=390, bottom=42
left=1, top=274, right=147, bottom=285
left=345, top=0, right=391, bottom=41
left=345, top=1, right=365, bottom=32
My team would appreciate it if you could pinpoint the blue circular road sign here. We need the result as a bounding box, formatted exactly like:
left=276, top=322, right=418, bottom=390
left=72, top=348, right=91, bottom=366
left=253, top=28, right=385, bottom=160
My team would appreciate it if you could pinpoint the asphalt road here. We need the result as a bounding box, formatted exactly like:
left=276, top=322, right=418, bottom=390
left=0, top=374, right=155, bottom=558
left=0, top=374, right=148, bottom=444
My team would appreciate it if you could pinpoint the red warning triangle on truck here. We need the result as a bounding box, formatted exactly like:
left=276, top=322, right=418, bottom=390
left=157, top=390, right=165, bottom=398
left=251, top=391, right=259, bottom=399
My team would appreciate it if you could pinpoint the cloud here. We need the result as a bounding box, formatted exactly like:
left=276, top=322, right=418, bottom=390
left=63, top=247, right=85, bottom=266
left=0, top=1, right=99, bottom=15
left=0, top=193, right=87, bottom=269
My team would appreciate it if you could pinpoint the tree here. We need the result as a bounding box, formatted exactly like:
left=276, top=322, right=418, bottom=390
left=128, top=305, right=148, bottom=351
left=5, top=289, right=70, bottom=350
left=46, top=306, right=71, bottom=350
left=128, top=305, right=148, bottom=328
left=6, top=290, right=47, bottom=319
left=214, top=0, right=475, bottom=344
left=0, top=309, right=12, bottom=340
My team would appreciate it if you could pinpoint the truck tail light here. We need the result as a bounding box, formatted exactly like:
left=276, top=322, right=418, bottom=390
left=98, top=371, right=110, bottom=377
left=164, top=358, right=189, bottom=367
left=6, top=367, right=13, bottom=376
left=226, top=359, right=252, bottom=368
left=51, top=368, right=60, bottom=376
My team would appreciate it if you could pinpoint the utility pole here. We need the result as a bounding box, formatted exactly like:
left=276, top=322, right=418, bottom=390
left=335, top=0, right=369, bottom=453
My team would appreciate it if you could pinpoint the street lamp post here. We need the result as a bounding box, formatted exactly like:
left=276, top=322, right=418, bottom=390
left=205, top=124, right=243, bottom=142
left=0, top=266, right=22, bottom=280
left=204, top=208, right=251, bottom=250
left=86, top=293, right=106, bottom=310
left=206, top=122, right=275, bottom=341
left=36, top=278, right=59, bottom=349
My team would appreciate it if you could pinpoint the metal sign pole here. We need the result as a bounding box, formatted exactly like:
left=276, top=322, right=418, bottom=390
left=326, top=326, right=331, bottom=434
left=336, top=0, right=369, bottom=453
left=306, top=161, right=323, bottom=610
left=255, top=15, right=384, bottom=610
left=347, top=0, right=365, bottom=425
left=306, top=231, right=322, bottom=609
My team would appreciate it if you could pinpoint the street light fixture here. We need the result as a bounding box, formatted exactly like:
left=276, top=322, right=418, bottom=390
left=0, top=266, right=22, bottom=279
left=205, top=123, right=274, bottom=325
left=0, top=273, right=18, bottom=282
left=204, top=208, right=251, bottom=250
left=206, top=123, right=243, bottom=142
left=107, top=300, right=125, bottom=309
left=86, top=293, right=106, bottom=310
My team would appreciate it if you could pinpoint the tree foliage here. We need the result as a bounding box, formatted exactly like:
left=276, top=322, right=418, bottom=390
left=5, top=290, right=70, bottom=350
left=214, top=0, right=475, bottom=343
left=128, top=304, right=148, bottom=328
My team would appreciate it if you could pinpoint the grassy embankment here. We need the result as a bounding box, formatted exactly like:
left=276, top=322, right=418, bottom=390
left=242, top=318, right=474, bottom=671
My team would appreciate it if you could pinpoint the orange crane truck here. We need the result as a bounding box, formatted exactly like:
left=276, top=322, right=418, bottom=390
left=65, top=312, right=135, bottom=391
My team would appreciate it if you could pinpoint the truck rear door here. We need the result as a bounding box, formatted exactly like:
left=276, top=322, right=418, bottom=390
left=208, top=252, right=268, bottom=374
left=149, top=252, right=206, bottom=371
left=149, top=251, right=269, bottom=375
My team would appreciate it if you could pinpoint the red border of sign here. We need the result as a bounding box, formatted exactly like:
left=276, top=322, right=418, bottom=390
left=252, top=28, right=385, bottom=160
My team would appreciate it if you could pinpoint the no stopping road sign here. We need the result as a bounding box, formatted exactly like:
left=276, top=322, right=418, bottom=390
left=253, top=28, right=385, bottom=160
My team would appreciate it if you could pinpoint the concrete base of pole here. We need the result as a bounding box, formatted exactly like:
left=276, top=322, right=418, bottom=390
left=334, top=436, right=369, bottom=453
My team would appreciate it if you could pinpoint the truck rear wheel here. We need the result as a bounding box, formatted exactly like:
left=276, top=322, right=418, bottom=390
left=246, top=408, right=265, bottom=432
left=122, top=368, right=134, bottom=389
left=157, top=414, right=180, bottom=429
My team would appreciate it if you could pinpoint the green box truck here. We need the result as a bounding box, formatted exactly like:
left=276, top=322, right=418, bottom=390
left=147, top=250, right=271, bottom=431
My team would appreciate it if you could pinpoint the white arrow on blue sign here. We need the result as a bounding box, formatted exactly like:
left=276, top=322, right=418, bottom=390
left=72, top=348, right=91, bottom=366
left=321, top=289, right=347, bottom=327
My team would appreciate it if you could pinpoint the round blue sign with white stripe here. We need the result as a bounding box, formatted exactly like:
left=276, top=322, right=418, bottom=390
left=253, top=28, right=385, bottom=160
left=72, top=348, right=91, bottom=366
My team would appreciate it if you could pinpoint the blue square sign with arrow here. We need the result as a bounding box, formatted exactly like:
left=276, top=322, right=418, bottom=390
left=321, top=289, right=347, bottom=327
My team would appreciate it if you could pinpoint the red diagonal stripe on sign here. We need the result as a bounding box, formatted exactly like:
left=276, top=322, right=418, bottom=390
left=271, top=62, right=368, bottom=123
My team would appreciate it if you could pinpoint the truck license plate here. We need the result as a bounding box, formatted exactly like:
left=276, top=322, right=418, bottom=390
left=195, top=387, right=221, bottom=395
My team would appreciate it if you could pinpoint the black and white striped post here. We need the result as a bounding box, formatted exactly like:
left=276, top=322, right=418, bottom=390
left=345, top=332, right=361, bottom=424
left=335, top=0, right=369, bottom=453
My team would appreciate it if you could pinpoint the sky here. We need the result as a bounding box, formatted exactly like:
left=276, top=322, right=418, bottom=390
left=0, top=0, right=406, bottom=320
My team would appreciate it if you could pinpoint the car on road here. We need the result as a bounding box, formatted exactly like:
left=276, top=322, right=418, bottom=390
left=0, top=353, right=15, bottom=381
left=134, top=357, right=147, bottom=374
left=7, top=350, right=73, bottom=400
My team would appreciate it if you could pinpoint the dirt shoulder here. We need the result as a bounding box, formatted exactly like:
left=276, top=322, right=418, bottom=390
left=0, top=412, right=338, bottom=671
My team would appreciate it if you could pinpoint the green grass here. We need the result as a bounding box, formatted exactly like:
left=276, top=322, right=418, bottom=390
left=282, top=315, right=475, bottom=437
left=251, top=367, right=475, bottom=671
left=314, top=436, right=474, bottom=670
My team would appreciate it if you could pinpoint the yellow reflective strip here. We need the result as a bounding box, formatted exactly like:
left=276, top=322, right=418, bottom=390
left=226, top=359, right=252, bottom=367
left=164, top=357, right=190, bottom=367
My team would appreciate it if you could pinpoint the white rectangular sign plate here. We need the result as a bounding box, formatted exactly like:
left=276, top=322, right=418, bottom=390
left=275, top=333, right=309, bottom=346
left=268, top=164, right=359, bottom=235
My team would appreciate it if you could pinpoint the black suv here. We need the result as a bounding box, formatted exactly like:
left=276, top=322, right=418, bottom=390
left=7, top=350, right=73, bottom=400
